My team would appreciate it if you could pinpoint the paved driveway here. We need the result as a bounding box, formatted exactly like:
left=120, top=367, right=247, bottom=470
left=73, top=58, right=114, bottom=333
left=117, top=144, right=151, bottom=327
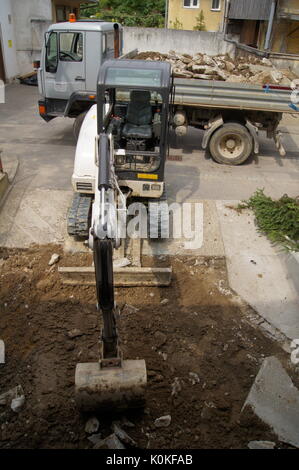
left=0, top=83, right=298, bottom=248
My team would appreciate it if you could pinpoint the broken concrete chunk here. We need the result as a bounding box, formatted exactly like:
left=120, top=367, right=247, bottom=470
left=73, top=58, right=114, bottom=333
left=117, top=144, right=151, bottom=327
left=122, top=304, right=139, bottom=315
left=85, top=417, right=100, bottom=434
left=262, top=58, right=272, bottom=67
left=270, top=70, right=283, bottom=83
left=68, top=328, right=83, bottom=339
left=225, top=61, right=236, bottom=72
left=154, top=331, right=167, bottom=348
left=113, top=422, right=137, bottom=447
left=0, top=340, right=4, bottom=364
left=248, top=440, right=276, bottom=449
left=94, top=433, right=126, bottom=449
left=11, top=395, right=25, bottom=413
left=242, top=356, right=299, bottom=448
left=88, top=432, right=102, bottom=445
left=113, top=258, right=131, bottom=268
left=171, top=377, right=182, bottom=397
left=154, top=415, right=171, bottom=428
left=189, top=372, right=200, bottom=385
left=0, top=385, right=24, bottom=407
left=48, top=253, right=60, bottom=266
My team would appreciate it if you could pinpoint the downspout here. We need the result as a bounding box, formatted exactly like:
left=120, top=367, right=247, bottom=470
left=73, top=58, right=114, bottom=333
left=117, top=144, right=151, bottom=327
left=223, top=0, right=230, bottom=36
left=165, top=0, right=169, bottom=29
left=114, top=23, right=120, bottom=58
left=264, top=0, right=276, bottom=50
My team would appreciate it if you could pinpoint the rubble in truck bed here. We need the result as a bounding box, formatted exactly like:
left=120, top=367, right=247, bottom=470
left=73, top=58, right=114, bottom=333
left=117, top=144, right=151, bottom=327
left=134, top=51, right=298, bottom=85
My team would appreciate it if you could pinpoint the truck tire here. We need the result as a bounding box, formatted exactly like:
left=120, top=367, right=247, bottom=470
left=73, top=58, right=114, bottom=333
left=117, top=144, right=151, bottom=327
left=73, top=111, right=88, bottom=141
left=209, top=123, right=253, bottom=165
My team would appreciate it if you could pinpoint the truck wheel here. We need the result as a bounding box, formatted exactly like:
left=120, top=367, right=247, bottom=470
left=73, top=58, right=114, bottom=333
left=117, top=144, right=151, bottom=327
left=73, top=111, right=88, bottom=141
left=209, top=123, right=253, bottom=165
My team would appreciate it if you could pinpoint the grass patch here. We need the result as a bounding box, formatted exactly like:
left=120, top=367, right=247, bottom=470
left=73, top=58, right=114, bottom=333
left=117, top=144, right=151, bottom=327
left=239, top=189, right=299, bottom=252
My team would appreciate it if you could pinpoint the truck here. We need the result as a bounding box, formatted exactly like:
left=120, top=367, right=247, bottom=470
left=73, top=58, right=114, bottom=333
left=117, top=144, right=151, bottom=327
left=38, top=17, right=295, bottom=165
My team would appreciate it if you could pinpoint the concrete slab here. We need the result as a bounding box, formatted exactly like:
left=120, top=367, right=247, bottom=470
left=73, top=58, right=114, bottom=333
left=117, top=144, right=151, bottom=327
left=243, top=356, right=299, bottom=448
left=143, top=199, right=225, bottom=257
left=0, top=188, right=73, bottom=248
left=217, top=201, right=299, bottom=340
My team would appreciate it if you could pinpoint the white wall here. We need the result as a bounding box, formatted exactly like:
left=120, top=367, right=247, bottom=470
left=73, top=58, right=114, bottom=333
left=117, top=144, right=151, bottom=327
left=123, top=28, right=236, bottom=58
left=0, top=0, right=19, bottom=80
left=11, top=0, right=52, bottom=75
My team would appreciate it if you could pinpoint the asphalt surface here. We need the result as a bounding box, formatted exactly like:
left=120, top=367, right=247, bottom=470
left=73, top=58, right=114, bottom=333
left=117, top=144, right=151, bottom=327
left=0, top=82, right=298, bottom=249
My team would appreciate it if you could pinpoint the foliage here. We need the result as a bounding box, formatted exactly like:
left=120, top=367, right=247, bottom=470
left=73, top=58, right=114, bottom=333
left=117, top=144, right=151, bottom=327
left=239, top=189, right=299, bottom=252
left=193, top=10, right=206, bottom=31
left=169, top=18, right=183, bottom=30
left=80, top=1, right=165, bottom=28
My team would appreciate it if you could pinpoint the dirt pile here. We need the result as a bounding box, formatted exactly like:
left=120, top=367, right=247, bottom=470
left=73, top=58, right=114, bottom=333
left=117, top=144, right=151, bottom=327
left=0, top=245, right=295, bottom=449
left=134, top=51, right=298, bottom=86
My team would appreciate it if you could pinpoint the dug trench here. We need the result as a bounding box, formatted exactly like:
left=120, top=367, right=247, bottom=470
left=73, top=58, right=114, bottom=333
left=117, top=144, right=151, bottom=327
left=0, top=244, right=295, bottom=449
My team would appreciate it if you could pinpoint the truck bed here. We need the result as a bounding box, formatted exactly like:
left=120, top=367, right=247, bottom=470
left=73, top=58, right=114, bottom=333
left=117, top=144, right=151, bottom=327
left=173, top=78, right=294, bottom=114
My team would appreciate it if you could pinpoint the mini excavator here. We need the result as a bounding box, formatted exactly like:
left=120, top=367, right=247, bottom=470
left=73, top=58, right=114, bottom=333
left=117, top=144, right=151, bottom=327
left=59, top=60, right=174, bottom=411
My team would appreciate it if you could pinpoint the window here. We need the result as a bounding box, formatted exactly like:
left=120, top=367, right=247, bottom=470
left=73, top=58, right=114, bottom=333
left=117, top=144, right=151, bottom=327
left=56, top=5, right=78, bottom=22
left=106, top=67, right=162, bottom=87
left=211, top=0, right=221, bottom=10
left=59, top=33, right=83, bottom=62
left=183, top=0, right=199, bottom=8
left=46, top=32, right=58, bottom=73
left=102, top=33, right=115, bottom=55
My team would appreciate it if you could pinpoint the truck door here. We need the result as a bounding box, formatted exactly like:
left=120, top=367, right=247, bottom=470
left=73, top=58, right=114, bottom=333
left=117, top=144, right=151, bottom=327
left=44, top=30, right=86, bottom=101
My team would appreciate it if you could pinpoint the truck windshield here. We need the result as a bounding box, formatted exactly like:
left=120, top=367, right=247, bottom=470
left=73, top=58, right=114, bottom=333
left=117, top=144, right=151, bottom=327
left=59, top=32, right=83, bottom=62
left=106, top=67, right=162, bottom=87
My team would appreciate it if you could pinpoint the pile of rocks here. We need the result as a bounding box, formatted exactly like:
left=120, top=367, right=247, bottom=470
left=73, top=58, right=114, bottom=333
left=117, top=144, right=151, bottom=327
left=134, top=51, right=298, bottom=86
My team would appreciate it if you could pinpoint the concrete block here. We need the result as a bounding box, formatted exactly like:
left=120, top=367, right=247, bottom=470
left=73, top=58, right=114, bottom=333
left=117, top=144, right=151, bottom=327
left=243, top=356, right=299, bottom=448
left=248, top=441, right=275, bottom=449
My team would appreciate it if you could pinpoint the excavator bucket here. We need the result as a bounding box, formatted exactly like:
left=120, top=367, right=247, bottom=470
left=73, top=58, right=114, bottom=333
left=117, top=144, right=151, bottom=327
left=75, top=359, right=147, bottom=412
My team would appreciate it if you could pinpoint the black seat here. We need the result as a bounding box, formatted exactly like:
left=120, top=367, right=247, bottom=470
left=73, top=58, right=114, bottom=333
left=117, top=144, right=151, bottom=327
left=122, top=90, right=152, bottom=139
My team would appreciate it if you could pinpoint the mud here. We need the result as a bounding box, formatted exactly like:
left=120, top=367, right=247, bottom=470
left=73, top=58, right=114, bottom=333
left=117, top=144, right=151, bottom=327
left=0, top=244, right=292, bottom=448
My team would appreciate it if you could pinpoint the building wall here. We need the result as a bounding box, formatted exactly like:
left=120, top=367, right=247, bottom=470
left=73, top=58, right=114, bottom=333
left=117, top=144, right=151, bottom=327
left=0, top=0, right=19, bottom=80
left=10, top=0, right=53, bottom=76
left=123, top=27, right=236, bottom=57
left=168, top=0, right=224, bottom=32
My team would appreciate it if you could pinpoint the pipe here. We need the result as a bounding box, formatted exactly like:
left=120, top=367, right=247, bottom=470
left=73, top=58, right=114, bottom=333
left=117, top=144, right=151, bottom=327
left=114, top=23, right=120, bottom=58
left=264, top=0, right=276, bottom=50
left=165, top=0, right=169, bottom=29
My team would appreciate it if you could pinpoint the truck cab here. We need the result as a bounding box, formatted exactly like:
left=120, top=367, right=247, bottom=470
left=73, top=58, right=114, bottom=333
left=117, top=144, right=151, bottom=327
left=38, top=19, right=123, bottom=124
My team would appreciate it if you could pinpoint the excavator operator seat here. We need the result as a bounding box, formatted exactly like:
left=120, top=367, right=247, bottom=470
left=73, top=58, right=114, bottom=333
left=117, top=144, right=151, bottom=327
left=122, top=90, right=152, bottom=140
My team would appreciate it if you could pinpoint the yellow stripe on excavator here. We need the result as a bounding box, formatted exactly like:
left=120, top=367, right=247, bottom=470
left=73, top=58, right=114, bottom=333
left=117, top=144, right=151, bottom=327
left=137, top=173, right=158, bottom=180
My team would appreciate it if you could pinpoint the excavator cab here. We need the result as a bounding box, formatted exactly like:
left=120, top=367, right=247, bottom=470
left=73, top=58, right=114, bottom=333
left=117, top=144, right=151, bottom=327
left=97, top=59, right=173, bottom=199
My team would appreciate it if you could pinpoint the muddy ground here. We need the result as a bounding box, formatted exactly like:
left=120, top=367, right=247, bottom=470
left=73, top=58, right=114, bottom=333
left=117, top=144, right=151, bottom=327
left=0, top=244, right=294, bottom=449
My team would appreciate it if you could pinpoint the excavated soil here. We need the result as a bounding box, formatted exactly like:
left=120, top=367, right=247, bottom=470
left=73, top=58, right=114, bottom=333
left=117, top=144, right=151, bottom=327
left=0, top=244, right=289, bottom=449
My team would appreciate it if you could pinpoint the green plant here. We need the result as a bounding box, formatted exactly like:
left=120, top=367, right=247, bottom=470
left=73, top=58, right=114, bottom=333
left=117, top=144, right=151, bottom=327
left=193, top=10, right=206, bottom=31
left=169, top=18, right=183, bottom=30
left=80, top=0, right=165, bottom=28
left=239, top=189, right=299, bottom=252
